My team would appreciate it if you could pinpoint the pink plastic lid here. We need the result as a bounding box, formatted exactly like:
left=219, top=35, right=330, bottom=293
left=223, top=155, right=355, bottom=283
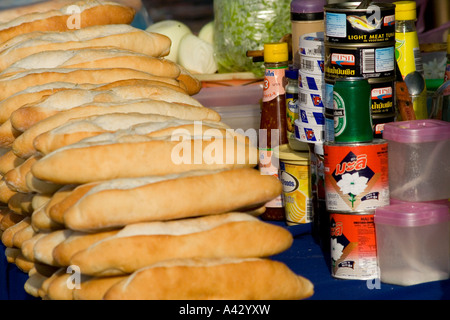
left=390, top=198, right=450, bottom=208
left=382, top=119, right=450, bottom=143
left=375, top=203, right=450, bottom=227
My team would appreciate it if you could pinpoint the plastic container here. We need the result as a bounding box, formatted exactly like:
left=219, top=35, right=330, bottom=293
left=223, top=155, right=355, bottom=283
left=375, top=203, right=450, bottom=286
left=382, top=119, right=450, bottom=202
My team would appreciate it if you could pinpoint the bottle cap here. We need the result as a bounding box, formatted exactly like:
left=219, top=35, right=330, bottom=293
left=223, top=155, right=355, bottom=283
left=264, top=42, right=289, bottom=63
left=394, top=1, right=417, bottom=21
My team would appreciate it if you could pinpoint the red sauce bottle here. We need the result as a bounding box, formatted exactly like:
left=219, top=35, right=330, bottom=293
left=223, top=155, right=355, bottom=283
left=258, top=42, right=289, bottom=221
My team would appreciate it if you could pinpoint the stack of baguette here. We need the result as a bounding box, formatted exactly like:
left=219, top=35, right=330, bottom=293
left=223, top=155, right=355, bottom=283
left=0, top=0, right=314, bottom=300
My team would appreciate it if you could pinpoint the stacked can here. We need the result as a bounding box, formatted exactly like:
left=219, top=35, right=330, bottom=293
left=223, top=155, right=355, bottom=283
left=323, top=2, right=397, bottom=141
left=294, top=32, right=325, bottom=144
left=322, top=1, right=394, bottom=281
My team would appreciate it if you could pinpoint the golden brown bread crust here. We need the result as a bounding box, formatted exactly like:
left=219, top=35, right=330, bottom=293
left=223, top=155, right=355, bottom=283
left=1, top=216, right=31, bottom=247
left=33, top=229, right=73, bottom=266
left=0, top=0, right=136, bottom=44
left=13, top=99, right=221, bottom=159
left=73, top=275, right=127, bottom=300
left=103, top=258, right=314, bottom=300
left=0, top=24, right=171, bottom=71
left=0, top=150, right=25, bottom=175
left=0, top=208, right=24, bottom=231
left=7, top=191, right=34, bottom=216
left=0, top=178, right=18, bottom=204
left=4, top=155, right=39, bottom=193
left=67, top=212, right=293, bottom=276
left=59, top=169, right=281, bottom=231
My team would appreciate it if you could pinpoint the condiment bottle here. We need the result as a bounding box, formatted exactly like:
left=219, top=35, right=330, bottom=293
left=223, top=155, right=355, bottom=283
left=259, top=42, right=289, bottom=221
left=394, top=0, right=428, bottom=119
left=290, top=0, right=326, bottom=69
left=285, top=68, right=301, bottom=149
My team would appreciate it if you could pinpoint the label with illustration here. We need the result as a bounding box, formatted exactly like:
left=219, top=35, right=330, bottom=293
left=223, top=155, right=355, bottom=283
left=330, top=212, right=379, bottom=280
left=280, top=161, right=312, bottom=225
left=324, top=141, right=389, bottom=211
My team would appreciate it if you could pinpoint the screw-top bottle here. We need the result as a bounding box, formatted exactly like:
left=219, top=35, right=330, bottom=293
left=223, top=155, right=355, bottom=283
left=259, top=42, right=289, bottom=221
left=394, top=0, right=428, bottom=119
left=290, top=0, right=326, bottom=69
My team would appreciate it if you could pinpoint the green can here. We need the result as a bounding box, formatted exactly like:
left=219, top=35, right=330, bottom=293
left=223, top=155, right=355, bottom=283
left=333, top=77, right=373, bottom=143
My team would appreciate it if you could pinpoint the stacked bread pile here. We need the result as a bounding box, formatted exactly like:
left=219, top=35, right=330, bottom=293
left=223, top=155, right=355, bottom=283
left=0, top=0, right=314, bottom=300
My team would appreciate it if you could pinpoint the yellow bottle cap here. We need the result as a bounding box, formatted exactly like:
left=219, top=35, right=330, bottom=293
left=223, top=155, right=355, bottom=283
left=394, top=1, right=417, bottom=21
left=264, top=42, right=289, bottom=63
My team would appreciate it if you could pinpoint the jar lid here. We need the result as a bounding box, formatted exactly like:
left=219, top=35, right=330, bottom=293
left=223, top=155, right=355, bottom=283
left=264, top=42, right=289, bottom=63
left=382, top=119, right=450, bottom=143
left=274, top=144, right=309, bottom=163
left=375, top=203, right=450, bottom=227
left=394, top=1, right=417, bottom=21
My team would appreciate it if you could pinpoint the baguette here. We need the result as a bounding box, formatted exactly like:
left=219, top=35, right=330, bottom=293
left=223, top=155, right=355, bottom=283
left=0, top=0, right=136, bottom=44
left=73, top=275, right=127, bottom=300
left=21, top=232, right=50, bottom=262
left=10, top=84, right=204, bottom=132
left=25, top=270, right=49, bottom=298
left=0, top=208, right=24, bottom=232
left=60, top=168, right=281, bottom=231
left=33, top=229, right=74, bottom=266
left=1, top=47, right=181, bottom=79
left=0, top=82, right=96, bottom=123
left=13, top=251, right=36, bottom=273
left=34, top=114, right=228, bottom=155
left=4, top=155, right=40, bottom=193
left=4, top=246, right=20, bottom=263
left=0, top=178, right=17, bottom=204
left=103, top=258, right=314, bottom=300
left=68, top=212, right=293, bottom=276
left=7, top=192, right=34, bottom=216
left=53, top=229, right=120, bottom=267
left=0, top=24, right=171, bottom=71
left=1, top=216, right=31, bottom=247
left=13, top=99, right=221, bottom=159
left=0, top=119, right=21, bottom=148
left=31, top=202, right=65, bottom=232
left=12, top=224, right=36, bottom=248
left=25, top=171, right=63, bottom=195
left=31, top=193, right=52, bottom=211
left=0, top=68, right=184, bottom=101
left=0, top=150, right=25, bottom=175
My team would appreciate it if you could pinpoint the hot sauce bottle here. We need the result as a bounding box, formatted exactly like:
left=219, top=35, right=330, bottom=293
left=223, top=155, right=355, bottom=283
left=259, top=42, right=289, bottom=221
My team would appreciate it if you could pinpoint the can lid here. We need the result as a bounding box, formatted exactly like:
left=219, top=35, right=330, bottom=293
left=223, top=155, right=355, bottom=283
left=394, top=1, right=417, bottom=21
left=382, top=119, right=450, bottom=143
left=264, top=42, right=289, bottom=63
left=375, top=203, right=450, bottom=227
left=275, top=144, right=310, bottom=163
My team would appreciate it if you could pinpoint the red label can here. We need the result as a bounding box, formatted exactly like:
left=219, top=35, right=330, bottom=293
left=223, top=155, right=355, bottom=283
left=324, top=139, right=389, bottom=212
left=330, top=212, right=379, bottom=280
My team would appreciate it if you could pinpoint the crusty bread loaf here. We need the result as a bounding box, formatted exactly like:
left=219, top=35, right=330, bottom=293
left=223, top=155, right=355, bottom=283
left=13, top=250, right=36, bottom=273
left=0, top=150, right=25, bottom=175
left=53, top=229, right=119, bottom=267
left=25, top=171, right=62, bottom=195
left=13, top=99, right=221, bottom=159
left=7, top=192, right=34, bottom=216
left=0, top=24, right=171, bottom=71
left=67, top=212, right=293, bottom=276
left=0, top=119, right=21, bottom=148
left=0, top=68, right=184, bottom=101
left=0, top=0, right=136, bottom=44
left=0, top=82, right=96, bottom=123
left=73, top=275, right=127, bottom=300
left=34, top=115, right=228, bottom=155
left=10, top=84, right=205, bottom=133
left=60, top=168, right=281, bottom=231
left=4, top=246, right=19, bottom=263
left=0, top=178, right=17, bottom=204
left=31, top=202, right=65, bottom=232
left=21, top=232, right=49, bottom=262
left=12, top=224, right=36, bottom=248
left=1, top=47, right=181, bottom=79
left=33, top=229, right=74, bottom=266
left=4, top=155, right=40, bottom=193
left=103, top=258, right=314, bottom=300
left=0, top=208, right=24, bottom=232
left=1, top=216, right=31, bottom=247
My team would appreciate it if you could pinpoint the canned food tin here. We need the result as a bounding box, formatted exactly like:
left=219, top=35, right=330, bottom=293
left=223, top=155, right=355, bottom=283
left=332, top=77, right=373, bottom=143
left=324, top=44, right=395, bottom=80
left=298, top=70, right=324, bottom=91
left=324, top=140, right=389, bottom=212
left=324, top=2, right=395, bottom=44
left=330, top=211, right=379, bottom=280
left=299, top=32, right=325, bottom=58
left=275, top=144, right=313, bottom=226
left=300, top=54, right=325, bottom=75
left=372, top=113, right=395, bottom=138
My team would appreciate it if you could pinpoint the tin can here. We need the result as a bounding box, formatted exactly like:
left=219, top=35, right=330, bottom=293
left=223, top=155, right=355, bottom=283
left=294, top=119, right=325, bottom=144
left=298, top=87, right=325, bottom=109
left=300, top=55, right=325, bottom=75
left=324, top=140, right=389, bottom=212
left=298, top=70, right=324, bottom=91
left=372, top=113, right=396, bottom=138
left=299, top=31, right=325, bottom=58
left=333, top=77, right=373, bottom=143
left=324, top=43, right=395, bottom=80
left=275, top=144, right=313, bottom=226
left=330, top=211, right=379, bottom=280
left=324, top=2, right=396, bottom=45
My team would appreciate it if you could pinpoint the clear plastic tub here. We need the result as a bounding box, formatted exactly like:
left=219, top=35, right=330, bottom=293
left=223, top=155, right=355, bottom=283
left=382, top=119, right=450, bottom=202
left=375, top=203, right=450, bottom=286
